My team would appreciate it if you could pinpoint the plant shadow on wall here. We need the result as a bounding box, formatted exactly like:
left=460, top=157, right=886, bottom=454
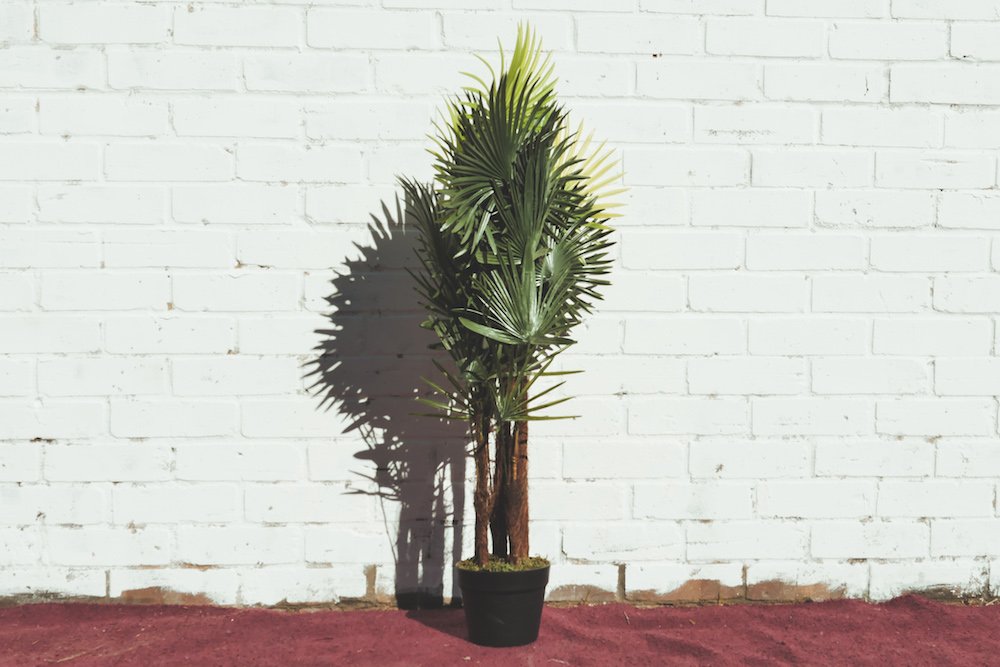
left=306, top=198, right=468, bottom=610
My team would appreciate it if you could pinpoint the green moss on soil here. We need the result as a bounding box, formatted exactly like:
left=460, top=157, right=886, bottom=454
left=456, top=556, right=550, bottom=573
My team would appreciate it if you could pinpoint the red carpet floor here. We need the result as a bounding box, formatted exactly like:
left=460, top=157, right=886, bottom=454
left=0, top=595, right=996, bottom=666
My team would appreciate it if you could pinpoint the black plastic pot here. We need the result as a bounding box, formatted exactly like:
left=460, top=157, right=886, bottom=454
left=456, top=564, right=550, bottom=647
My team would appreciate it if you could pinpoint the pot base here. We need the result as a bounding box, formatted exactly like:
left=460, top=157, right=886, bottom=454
left=457, top=564, right=550, bottom=647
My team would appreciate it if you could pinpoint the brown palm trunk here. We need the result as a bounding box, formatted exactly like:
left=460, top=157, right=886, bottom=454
left=472, top=411, right=492, bottom=567
left=490, top=422, right=509, bottom=558
left=505, top=420, right=529, bottom=564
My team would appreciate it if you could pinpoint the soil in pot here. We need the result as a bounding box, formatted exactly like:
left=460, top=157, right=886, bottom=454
left=456, top=558, right=550, bottom=647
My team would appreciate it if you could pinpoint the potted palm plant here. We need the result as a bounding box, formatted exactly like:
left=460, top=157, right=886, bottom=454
left=400, top=25, right=621, bottom=647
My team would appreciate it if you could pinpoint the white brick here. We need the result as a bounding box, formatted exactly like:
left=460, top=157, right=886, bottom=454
left=46, top=526, right=171, bottom=566
left=173, top=357, right=301, bottom=396
left=579, top=15, right=701, bottom=55
left=571, top=101, right=691, bottom=144
left=173, top=98, right=300, bottom=139
left=947, top=111, right=1000, bottom=149
left=689, top=357, right=808, bottom=395
left=0, top=230, right=100, bottom=268
left=0, top=4, right=32, bottom=42
left=40, top=95, right=168, bottom=137
left=688, top=521, right=809, bottom=560
left=876, top=151, right=996, bottom=189
left=877, top=399, right=996, bottom=436
left=812, top=520, right=927, bottom=558
left=563, top=522, right=684, bottom=560
left=0, top=97, right=34, bottom=134
left=174, top=185, right=299, bottom=225
left=629, top=562, right=744, bottom=600
left=105, top=316, right=235, bottom=354
left=305, top=525, right=390, bottom=564
left=108, top=51, right=240, bottom=91
left=752, top=149, right=873, bottom=187
left=874, top=318, right=991, bottom=356
left=625, top=318, right=745, bottom=354
left=823, top=108, right=942, bottom=148
left=689, top=440, right=811, bottom=478
left=239, top=566, right=364, bottom=604
left=38, top=357, right=168, bottom=397
left=939, top=192, right=1000, bottom=231
left=621, top=187, right=688, bottom=226
left=707, top=18, right=824, bottom=57
left=238, top=144, right=362, bottom=183
left=692, top=189, right=811, bottom=227
left=0, top=186, right=32, bottom=222
left=690, top=273, right=806, bottom=312
left=813, top=275, right=929, bottom=312
left=749, top=318, right=868, bottom=355
left=239, top=229, right=371, bottom=270
left=0, top=316, right=100, bottom=353
left=813, top=357, right=929, bottom=394
left=932, top=520, right=1000, bottom=557
left=935, top=276, right=1000, bottom=313
left=0, top=273, right=33, bottom=311
left=110, top=568, right=239, bottom=605
left=39, top=4, right=170, bottom=44
left=753, top=398, right=873, bottom=435
left=600, top=271, right=686, bottom=312
left=307, top=9, right=436, bottom=49
left=622, top=231, right=744, bottom=269
left=747, top=561, right=869, bottom=599
left=0, top=567, right=106, bottom=598
left=0, top=401, right=105, bottom=439
left=373, top=52, right=468, bottom=95
left=111, top=399, right=238, bottom=438
left=242, top=398, right=351, bottom=438
left=870, top=235, right=990, bottom=272
left=104, top=229, right=233, bottom=268
left=767, top=0, right=887, bottom=17
left=634, top=482, right=752, bottom=519
left=938, top=358, right=1000, bottom=395
left=878, top=481, right=994, bottom=518
left=441, top=13, right=573, bottom=49
left=624, top=147, right=748, bottom=186
left=306, top=100, right=432, bottom=141
left=245, top=483, right=377, bottom=523
left=643, top=0, right=759, bottom=13
left=0, top=485, right=107, bottom=525
left=533, top=483, right=628, bottom=521
left=891, top=64, right=1000, bottom=105
left=175, top=6, right=301, bottom=47
left=695, top=105, right=816, bottom=145
left=870, top=560, right=986, bottom=601
left=177, top=526, right=302, bottom=565
left=629, top=397, right=748, bottom=435
left=637, top=61, right=761, bottom=100
left=173, top=272, right=299, bottom=312
left=176, top=443, right=304, bottom=481
left=244, top=53, right=369, bottom=93
left=38, top=185, right=165, bottom=224
left=0, top=143, right=99, bottom=181
left=563, top=440, right=686, bottom=479
left=765, top=63, right=885, bottom=102
left=40, top=272, right=169, bottom=311
left=815, top=190, right=935, bottom=228
left=938, top=442, right=1000, bottom=478
left=829, top=21, right=947, bottom=60
left=239, top=315, right=322, bottom=355
left=0, top=527, right=40, bottom=565
left=747, top=233, right=866, bottom=270
left=757, top=481, right=875, bottom=518
left=113, top=484, right=241, bottom=524
left=815, top=440, right=934, bottom=477
left=555, top=355, right=686, bottom=394
left=0, top=48, right=104, bottom=89
left=45, top=444, right=171, bottom=483
left=0, top=358, right=34, bottom=397
left=105, top=143, right=233, bottom=182
left=892, top=0, right=1000, bottom=19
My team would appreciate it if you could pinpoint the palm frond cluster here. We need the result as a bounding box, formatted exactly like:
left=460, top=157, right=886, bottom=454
left=400, top=25, right=621, bottom=564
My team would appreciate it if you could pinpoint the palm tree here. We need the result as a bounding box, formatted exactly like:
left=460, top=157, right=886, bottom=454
left=401, top=25, right=621, bottom=567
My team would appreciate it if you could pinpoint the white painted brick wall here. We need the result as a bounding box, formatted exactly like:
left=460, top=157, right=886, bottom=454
left=2, top=0, right=1000, bottom=606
